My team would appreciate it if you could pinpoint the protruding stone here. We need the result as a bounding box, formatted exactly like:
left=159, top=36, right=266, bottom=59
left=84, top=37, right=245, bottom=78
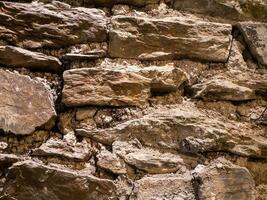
left=63, top=51, right=106, bottom=61
left=109, top=15, right=232, bottom=62
left=63, top=66, right=187, bottom=107
left=1, top=160, right=117, bottom=200
left=0, top=46, right=62, bottom=72
left=192, top=79, right=256, bottom=101
left=96, top=148, right=127, bottom=174
left=238, top=22, right=267, bottom=66
left=172, top=0, right=267, bottom=21
left=32, top=137, right=92, bottom=161
left=113, top=140, right=184, bottom=174
left=77, top=102, right=267, bottom=159
left=0, top=69, right=56, bottom=135
left=0, top=1, right=107, bottom=49
left=130, top=173, right=195, bottom=200
left=193, top=158, right=256, bottom=200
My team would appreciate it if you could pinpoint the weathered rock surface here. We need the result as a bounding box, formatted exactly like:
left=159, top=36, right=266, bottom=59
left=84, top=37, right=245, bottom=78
left=0, top=1, right=107, bottom=49
left=39, top=0, right=159, bottom=7
left=86, top=0, right=160, bottom=7
left=238, top=22, right=267, bottom=66
left=130, top=173, right=195, bottom=200
left=63, top=51, right=106, bottom=61
left=32, top=137, right=92, bottom=161
left=0, top=69, right=56, bottom=135
left=173, top=0, right=267, bottom=21
left=113, top=140, right=184, bottom=174
left=1, top=160, right=117, bottom=200
left=192, top=79, right=256, bottom=101
left=63, top=66, right=187, bottom=107
left=109, top=15, right=232, bottom=62
left=0, top=0, right=267, bottom=198
left=0, top=46, right=62, bottom=72
left=96, top=148, right=127, bottom=174
left=77, top=102, right=267, bottom=158
left=193, top=159, right=256, bottom=200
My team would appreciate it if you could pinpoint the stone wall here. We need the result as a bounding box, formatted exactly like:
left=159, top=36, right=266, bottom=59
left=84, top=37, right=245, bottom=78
left=0, top=0, right=266, bottom=199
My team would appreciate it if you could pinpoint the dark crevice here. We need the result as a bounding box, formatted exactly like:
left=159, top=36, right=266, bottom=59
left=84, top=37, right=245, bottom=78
left=191, top=176, right=201, bottom=200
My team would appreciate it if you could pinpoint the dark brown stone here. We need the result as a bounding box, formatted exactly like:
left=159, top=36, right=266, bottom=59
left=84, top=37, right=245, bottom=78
left=0, top=1, right=107, bottom=49
left=0, top=46, right=62, bottom=72
left=1, top=160, right=118, bottom=200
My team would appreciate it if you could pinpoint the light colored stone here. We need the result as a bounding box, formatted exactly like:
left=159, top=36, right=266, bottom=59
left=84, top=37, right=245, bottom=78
left=97, top=148, right=127, bottom=174
left=113, top=140, right=184, bottom=174
left=173, top=0, right=267, bottom=21
left=109, top=15, right=232, bottom=62
left=192, top=79, right=256, bottom=101
left=130, top=173, right=195, bottom=200
left=63, top=66, right=187, bottom=107
left=193, top=158, right=256, bottom=200
left=32, top=137, right=92, bottom=161
left=0, top=69, right=56, bottom=135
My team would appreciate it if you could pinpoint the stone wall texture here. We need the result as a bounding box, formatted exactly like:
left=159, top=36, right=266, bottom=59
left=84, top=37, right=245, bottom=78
left=0, top=0, right=266, bottom=200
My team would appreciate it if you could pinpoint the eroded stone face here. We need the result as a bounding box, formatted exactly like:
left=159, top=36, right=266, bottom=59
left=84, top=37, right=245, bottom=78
left=77, top=102, right=267, bottom=159
left=130, top=173, right=195, bottom=200
left=0, top=1, right=107, bottom=49
left=192, top=79, right=256, bottom=101
left=62, top=66, right=187, bottom=107
left=32, top=137, right=92, bottom=161
left=0, top=69, right=56, bottom=135
left=173, top=0, right=267, bottom=21
left=96, top=148, right=127, bottom=174
left=0, top=46, right=62, bottom=72
left=238, top=22, right=267, bottom=66
left=1, top=160, right=117, bottom=200
left=113, top=140, right=184, bottom=174
left=109, top=15, right=232, bottom=62
left=193, top=158, right=256, bottom=200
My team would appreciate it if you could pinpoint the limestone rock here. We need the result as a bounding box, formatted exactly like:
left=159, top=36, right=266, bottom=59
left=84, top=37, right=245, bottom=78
left=192, top=79, right=256, bottom=101
left=32, top=137, right=92, bottom=161
left=172, top=0, right=267, bottom=21
left=0, top=69, right=56, bottom=135
left=238, top=22, right=267, bottom=66
left=193, top=159, right=256, bottom=200
left=77, top=102, right=267, bottom=158
left=96, top=148, right=127, bottom=174
left=63, top=51, right=106, bottom=61
left=62, top=66, right=187, bottom=107
left=130, top=173, right=195, bottom=200
left=0, top=46, right=62, bottom=72
left=1, top=160, right=117, bottom=200
left=113, top=140, right=184, bottom=174
left=173, top=0, right=242, bottom=20
left=0, top=1, right=107, bottom=49
left=109, top=15, right=232, bottom=62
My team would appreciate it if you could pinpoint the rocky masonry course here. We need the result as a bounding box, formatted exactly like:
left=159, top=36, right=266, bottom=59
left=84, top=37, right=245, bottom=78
left=0, top=0, right=266, bottom=199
